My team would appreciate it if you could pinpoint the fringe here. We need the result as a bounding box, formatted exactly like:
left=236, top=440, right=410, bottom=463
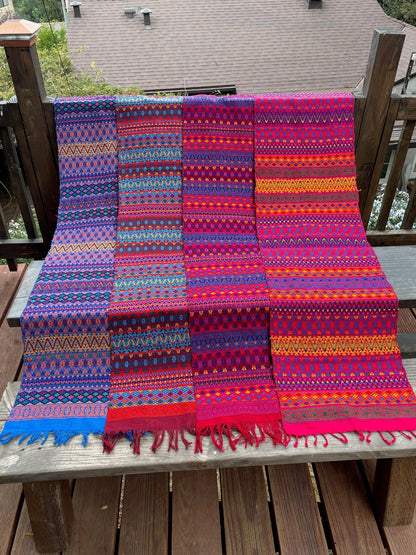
left=286, top=430, right=415, bottom=448
left=102, top=427, right=194, bottom=454
left=2, top=426, right=414, bottom=453
left=0, top=430, right=93, bottom=447
left=195, top=422, right=285, bottom=453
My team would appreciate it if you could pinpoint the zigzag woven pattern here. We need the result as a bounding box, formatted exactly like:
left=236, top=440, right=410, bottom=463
left=103, top=96, right=196, bottom=453
left=182, top=95, right=282, bottom=448
left=3, top=93, right=416, bottom=453
left=0, top=96, right=118, bottom=444
left=254, top=93, right=416, bottom=438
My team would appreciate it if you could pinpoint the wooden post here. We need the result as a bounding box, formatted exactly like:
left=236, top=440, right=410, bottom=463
left=23, top=480, right=74, bottom=552
left=0, top=20, right=60, bottom=250
left=355, top=29, right=405, bottom=220
left=373, top=457, right=416, bottom=526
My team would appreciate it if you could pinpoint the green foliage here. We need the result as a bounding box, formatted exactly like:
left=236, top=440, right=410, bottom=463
left=13, top=0, right=64, bottom=23
left=0, top=26, right=143, bottom=100
left=378, top=0, right=416, bottom=26
left=0, top=48, right=14, bottom=100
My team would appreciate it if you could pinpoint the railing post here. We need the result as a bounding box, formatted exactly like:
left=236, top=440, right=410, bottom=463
left=355, top=29, right=405, bottom=224
left=0, top=19, right=60, bottom=249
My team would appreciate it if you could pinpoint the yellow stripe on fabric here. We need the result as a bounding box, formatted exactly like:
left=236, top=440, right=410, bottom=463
left=256, top=176, right=357, bottom=193
left=271, top=334, right=401, bottom=357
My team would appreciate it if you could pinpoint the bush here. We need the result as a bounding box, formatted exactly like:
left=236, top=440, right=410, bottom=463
left=0, top=25, right=143, bottom=100
left=368, top=184, right=414, bottom=230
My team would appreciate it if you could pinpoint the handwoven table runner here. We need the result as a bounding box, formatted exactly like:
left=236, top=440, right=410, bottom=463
left=182, top=95, right=282, bottom=450
left=103, top=96, right=196, bottom=453
left=255, top=93, right=416, bottom=441
left=0, top=96, right=118, bottom=444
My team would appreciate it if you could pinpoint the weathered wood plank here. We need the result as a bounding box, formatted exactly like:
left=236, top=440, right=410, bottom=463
left=402, top=177, right=416, bottom=230
left=10, top=496, right=58, bottom=555
left=221, top=466, right=275, bottom=555
left=361, top=459, right=416, bottom=554
left=398, top=308, right=416, bottom=333
left=373, top=457, right=416, bottom=526
left=0, top=201, right=17, bottom=271
left=3, top=45, right=59, bottom=247
left=66, top=476, right=121, bottom=555
left=5, top=103, right=52, bottom=247
left=0, top=320, right=24, bottom=394
left=22, top=480, right=73, bottom=552
left=355, top=30, right=405, bottom=214
left=118, top=473, right=169, bottom=555
left=353, top=93, right=366, bottom=147
left=8, top=247, right=416, bottom=329
left=0, top=238, right=45, bottom=260
left=383, top=519, right=416, bottom=555
left=0, top=483, right=23, bottom=555
left=397, top=333, right=416, bottom=358
left=172, top=470, right=222, bottom=555
left=367, top=229, right=416, bottom=246
left=267, top=464, right=327, bottom=555
left=377, top=120, right=416, bottom=230
left=314, top=461, right=385, bottom=554
left=361, top=95, right=400, bottom=228
left=0, top=264, right=25, bottom=326
left=373, top=246, right=416, bottom=307
left=0, top=359, right=415, bottom=484
left=397, top=95, right=416, bottom=120
left=0, top=126, right=37, bottom=239
left=7, top=261, right=42, bottom=327
left=44, top=100, right=58, bottom=173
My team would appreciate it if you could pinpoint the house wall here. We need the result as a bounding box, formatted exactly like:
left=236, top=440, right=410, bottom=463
left=0, top=0, right=13, bottom=18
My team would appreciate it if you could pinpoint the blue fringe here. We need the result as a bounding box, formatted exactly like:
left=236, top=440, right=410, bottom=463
left=0, top=430, right=94, bottom=447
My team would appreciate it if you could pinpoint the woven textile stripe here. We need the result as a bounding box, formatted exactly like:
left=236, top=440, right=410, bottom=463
left=182, top=95, right=282, bottom=450
left=255, top=93, right=416, bottom=439
left=0, top=97, right=118, bottom=444
left=104, top=96, right=196, bottom=453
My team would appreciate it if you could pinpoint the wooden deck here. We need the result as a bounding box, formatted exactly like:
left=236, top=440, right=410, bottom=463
left=1, top=265, right=416, bottom=555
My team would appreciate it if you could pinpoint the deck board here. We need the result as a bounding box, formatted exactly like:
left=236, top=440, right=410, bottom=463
left=66, top=476, right=121, bottom=555
left=0, top=484, right=23, bottom=555
left=172, top=470, right=222, bottom=555
left=0, top=265, right=26, bottom=327
left=267, top=463, right=328, bottom=555
left=315, top=461, right=386, bottom=554
left=118, top=473, right=169, bottom=555
left=10, top=499, right=58, bottom=555
left=1, top=264, right=416, bottom=553
left=221, top=466, right=276, bottom=555
left=1, top=363, right=416, bottom=484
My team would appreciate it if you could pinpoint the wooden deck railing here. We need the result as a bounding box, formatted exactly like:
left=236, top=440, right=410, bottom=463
left=0, top=26, right=416, bottom=270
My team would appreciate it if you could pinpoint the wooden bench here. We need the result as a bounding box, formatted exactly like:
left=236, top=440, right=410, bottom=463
left=0, top=247, right=415, bottom=552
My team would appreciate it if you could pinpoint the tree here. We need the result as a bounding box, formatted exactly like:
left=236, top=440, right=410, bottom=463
left=378, top=0, right=416, bottom=26
left=13, top=0, right=64, bottom=23
left=0, top=25, right=143, bottom=100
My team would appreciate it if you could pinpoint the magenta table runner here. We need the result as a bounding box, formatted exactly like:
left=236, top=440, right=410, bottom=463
left=182, top=95, right=282, bottom=450
left=254, top=93, right=416, bottom=442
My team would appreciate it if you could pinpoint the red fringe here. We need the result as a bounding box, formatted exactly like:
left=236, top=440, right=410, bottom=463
left=103, top=425, right=416, bottom=454
left=194, top=421, right=285, bottom=453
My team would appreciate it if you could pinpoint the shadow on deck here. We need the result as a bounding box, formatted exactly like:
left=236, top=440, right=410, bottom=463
left=1, top=265, right=416, bottom=555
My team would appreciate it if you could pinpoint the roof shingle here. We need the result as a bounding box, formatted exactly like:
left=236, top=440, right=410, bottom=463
left=67, top=0, right=416, bottom=94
